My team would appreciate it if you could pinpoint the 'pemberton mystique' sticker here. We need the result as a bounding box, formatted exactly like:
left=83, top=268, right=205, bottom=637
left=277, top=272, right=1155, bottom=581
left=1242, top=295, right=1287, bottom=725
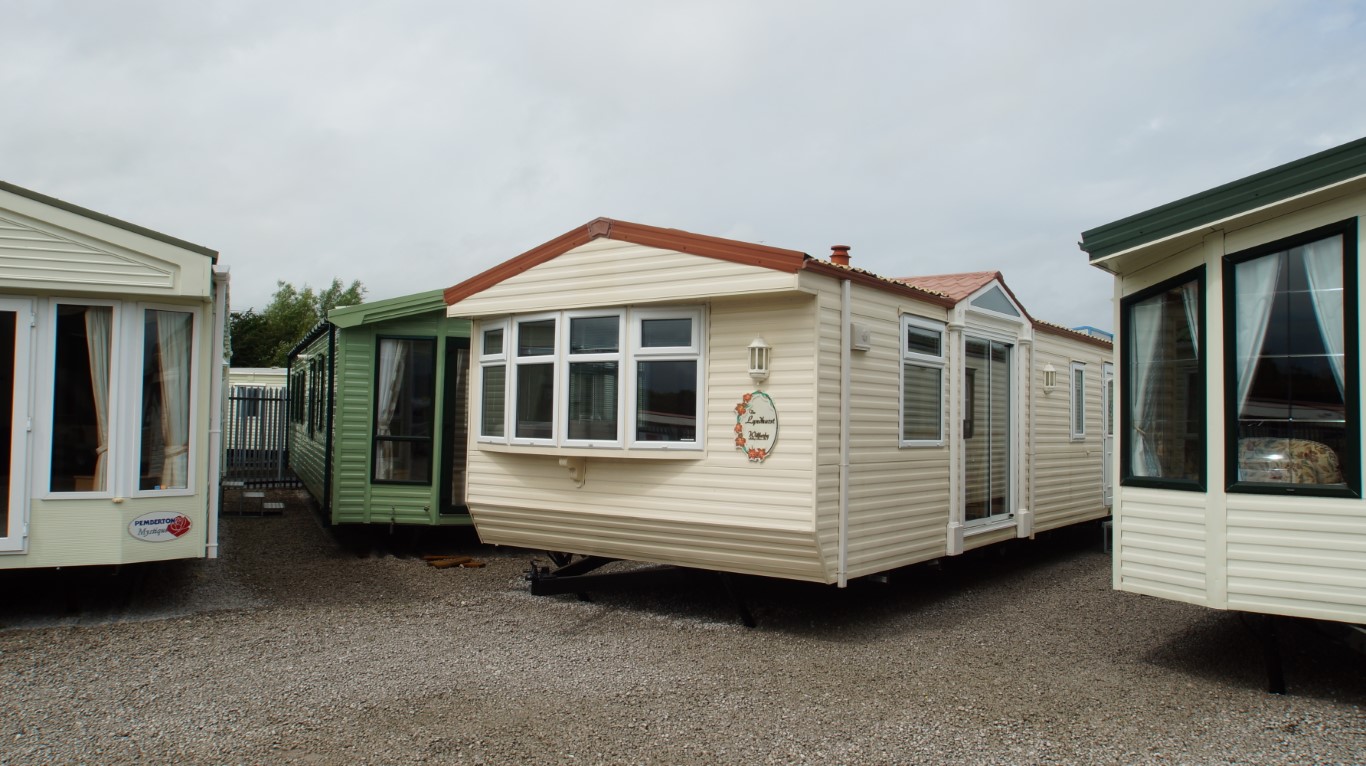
left=128, top=512, right=193, bottom=542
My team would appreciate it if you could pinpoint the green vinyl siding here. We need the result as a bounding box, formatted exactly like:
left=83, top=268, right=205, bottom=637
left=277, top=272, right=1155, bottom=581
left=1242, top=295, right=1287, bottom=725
left=286, top=289, right=471, bottom=527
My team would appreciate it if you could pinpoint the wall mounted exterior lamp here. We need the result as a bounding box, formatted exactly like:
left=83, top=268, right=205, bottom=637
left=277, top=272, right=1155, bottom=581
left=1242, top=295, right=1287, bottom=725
left=1042, top=363, right=1057, bottom=393
left=749, top=337, right=771, bottom=383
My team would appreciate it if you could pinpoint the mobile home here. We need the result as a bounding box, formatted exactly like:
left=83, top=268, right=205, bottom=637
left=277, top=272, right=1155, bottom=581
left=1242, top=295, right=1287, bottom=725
left=0, top=180, right=226, bottom=569
left=445, top=218, right=1112, bottom=584
left=1081, top=136, right=1366, bottom=625
left=287, top=289, right=472, bottom=525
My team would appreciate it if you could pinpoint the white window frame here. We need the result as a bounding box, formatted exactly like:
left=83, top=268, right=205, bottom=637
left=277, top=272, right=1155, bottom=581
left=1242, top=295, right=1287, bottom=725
left=34, top=297, right=123, bottom=500
left=127, top=302, right=202, bottom=498
left=509, top=312, right=559, bottom=447
left=627, top=307, right=704, bottom=451
left=477, top=306, right=705, bottom=452
left=0, top=296, right=34, bottom=552
left=476, top=319, right=508, bottom=443
left=899, top=315, right=946, bottom=447
left=560, top=310, right=625, bottom=448
left=1069, top=361, right=1086, bottom=441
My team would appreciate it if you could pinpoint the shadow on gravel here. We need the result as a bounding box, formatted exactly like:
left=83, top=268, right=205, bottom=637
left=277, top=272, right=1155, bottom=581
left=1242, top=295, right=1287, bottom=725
left=1142, top=610, right=1366, bottom=701
left=523, top=521, right=1110, bottom=637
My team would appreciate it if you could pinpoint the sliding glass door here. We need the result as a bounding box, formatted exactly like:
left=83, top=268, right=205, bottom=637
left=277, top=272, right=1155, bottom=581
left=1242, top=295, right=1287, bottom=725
left=964, top=337, right=1011, bottom=523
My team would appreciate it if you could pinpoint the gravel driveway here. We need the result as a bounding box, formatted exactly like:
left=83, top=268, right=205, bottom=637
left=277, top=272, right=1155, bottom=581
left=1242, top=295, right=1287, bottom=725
left=1, top=490, right=1363, bottom=765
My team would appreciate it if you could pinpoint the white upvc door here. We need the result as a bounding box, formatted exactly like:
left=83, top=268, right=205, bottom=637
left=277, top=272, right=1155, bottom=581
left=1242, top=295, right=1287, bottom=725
left=0, top=297, right=33, bottom=552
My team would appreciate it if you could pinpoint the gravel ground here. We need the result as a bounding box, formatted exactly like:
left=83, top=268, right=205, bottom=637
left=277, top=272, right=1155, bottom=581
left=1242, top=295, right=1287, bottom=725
left=1, top=490, right=1363, bottom=765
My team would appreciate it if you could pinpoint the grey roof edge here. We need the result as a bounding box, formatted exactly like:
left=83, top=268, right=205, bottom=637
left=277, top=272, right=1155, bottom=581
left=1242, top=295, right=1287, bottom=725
left=0, top=179, right=218, bottom=261
left=327, top=288, right=448, bottom=328
left=1080, top=137, right=1366, bottom=261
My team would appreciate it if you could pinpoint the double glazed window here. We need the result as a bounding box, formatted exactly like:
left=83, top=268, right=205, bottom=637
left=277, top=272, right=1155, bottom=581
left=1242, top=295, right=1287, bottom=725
left=900, top=316, right=945, bottom=444
left=1121, top=268, right=1204, bottom=488
left=372, top=337, right=436, bottom=483
left=1070, top=362, right=1086, bottom=440
left=1225, top=221, right=1357, bottom=494
left=479, top=307, right=702, bottom=449
left=44, top=301, right=198, bottom=495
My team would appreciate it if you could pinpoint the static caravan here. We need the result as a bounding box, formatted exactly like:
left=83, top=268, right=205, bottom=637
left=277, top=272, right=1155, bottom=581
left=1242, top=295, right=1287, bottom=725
left=0, top=181, right=226, bottom=569
left=287, top=289, right=472, bottom=526
left=1081, top=137, right=1366, bottom=626
left=444, top=218, right=1112, bottom=585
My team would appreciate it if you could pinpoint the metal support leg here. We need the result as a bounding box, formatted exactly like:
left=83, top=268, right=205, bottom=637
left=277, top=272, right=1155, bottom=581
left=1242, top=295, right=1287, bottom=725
left=718, top=572, right=756, bottom=629
left=1262, top=615, right=1286, bottom=695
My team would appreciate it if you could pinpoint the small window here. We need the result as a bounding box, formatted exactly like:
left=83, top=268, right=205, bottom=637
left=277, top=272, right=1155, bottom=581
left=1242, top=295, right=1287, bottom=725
left=1224, top=220, right=1358, bottom=496
left=1070, top=362, right=1086, bottom=440
left=631, top=309, right=701, bottom=445
left=565, top=314, right=622, bottom=444
left=373, top=337, right=436, bottom=484
left=970, top=286, right=1020, bottom=317
left=901, top=316, right=946, bottom=445
left=1121, top=267, right=1204, bottom=489
left=512, top=316, right=557, bottom=442
left=50, top=304, right=113, bottom=492
left=478, top=322, right=507, bottom=440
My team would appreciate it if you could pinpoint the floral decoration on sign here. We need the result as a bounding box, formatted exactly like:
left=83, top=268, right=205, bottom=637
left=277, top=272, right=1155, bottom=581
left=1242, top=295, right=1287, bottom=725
left=734, top=391, right=778, bottom=463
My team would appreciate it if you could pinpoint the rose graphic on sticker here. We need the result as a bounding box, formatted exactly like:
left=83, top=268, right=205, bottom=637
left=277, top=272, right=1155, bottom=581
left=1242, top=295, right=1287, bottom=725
left=734, top=403, right=747, bottom=415
left=166, top=515, right=191, bottom=538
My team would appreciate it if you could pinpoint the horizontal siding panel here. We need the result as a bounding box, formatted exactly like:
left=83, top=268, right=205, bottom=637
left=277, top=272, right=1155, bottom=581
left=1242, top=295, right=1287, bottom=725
left=1224, top=594, right=1366, bottom=623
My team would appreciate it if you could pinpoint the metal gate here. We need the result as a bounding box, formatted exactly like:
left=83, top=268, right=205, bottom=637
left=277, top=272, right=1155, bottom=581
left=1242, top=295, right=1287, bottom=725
left=223, top=385, right=297, bottom=486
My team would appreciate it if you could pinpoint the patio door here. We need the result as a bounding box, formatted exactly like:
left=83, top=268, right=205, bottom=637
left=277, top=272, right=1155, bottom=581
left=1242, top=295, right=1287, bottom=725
left=964, top=337, right=1011, bottom=523
left=0, top=298, right=32, bottom=552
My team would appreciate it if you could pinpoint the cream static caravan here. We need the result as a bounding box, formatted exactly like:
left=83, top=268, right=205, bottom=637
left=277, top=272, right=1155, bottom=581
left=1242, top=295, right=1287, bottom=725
left=0, top=181, right=226, bottom=570
left=1081, top=137, right=1366, bottom=625
left=444, top=219, right=1112, bottom=585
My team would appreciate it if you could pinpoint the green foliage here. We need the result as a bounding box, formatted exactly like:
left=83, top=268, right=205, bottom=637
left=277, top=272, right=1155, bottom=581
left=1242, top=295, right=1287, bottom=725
left=229, top=278, right=366, bottom=367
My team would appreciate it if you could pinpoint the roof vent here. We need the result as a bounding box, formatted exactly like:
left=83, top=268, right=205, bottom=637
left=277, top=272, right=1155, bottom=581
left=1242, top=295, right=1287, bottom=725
left=831, top=245, right=851, bottom=267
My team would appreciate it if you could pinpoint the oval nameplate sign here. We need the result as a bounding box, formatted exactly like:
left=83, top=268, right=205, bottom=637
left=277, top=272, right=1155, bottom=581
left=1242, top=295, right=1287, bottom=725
left=128, top=512, right=193, bottom=542
left=734, top=391, right=777, bottom=463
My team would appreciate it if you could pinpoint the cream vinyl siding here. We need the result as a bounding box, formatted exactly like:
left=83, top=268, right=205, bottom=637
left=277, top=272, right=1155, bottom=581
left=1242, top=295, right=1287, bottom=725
left=1030, top=332, right=1110, bottom=533
left=1114, top=488, right=1209, bottom=605
left=450, top=238, right=802, bottom=317
left=803, top=274, right=953, bottom=580
left=465, top=292, right=827, bottom=581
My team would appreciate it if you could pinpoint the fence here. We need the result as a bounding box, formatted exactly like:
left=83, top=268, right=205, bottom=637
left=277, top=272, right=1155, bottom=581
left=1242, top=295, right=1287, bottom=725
left=223, top=385, right=298, bottom=487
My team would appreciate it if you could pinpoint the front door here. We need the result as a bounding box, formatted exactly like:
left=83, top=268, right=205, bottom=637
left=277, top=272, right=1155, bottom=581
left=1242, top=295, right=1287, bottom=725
left=0, top=298, right=31, bottom=552
left=964, top=337, right=1011, bottom=523
left=438, top=337, right=471, bottom=515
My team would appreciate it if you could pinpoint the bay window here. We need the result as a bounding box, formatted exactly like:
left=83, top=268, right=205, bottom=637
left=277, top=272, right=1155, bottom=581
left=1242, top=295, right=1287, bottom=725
left=478, top=307, right=702, bottom=450
left=50, top=303, right=113, bottom=492
left=1224, top=220, right=1358, bottom=495
left=900, top=316, right=945, bottom=445
left=139, top=309, right=193, bottom=491
left=1121, top=268, right=1204, bottom=489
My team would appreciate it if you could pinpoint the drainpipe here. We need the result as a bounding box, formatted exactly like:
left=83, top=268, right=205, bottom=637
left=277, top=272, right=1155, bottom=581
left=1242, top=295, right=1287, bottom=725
left=205, top=267, right=230, bottom=559
left=838, top=276, right=852, bottom=587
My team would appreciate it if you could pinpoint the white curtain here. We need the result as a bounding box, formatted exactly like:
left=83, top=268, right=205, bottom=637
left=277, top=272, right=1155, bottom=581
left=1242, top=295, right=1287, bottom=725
left=1301, top=237, right=1345, bottom=397
left=83, top=307, right=112, bottom=490
left=1181, top=281, right=1200, bottom=355
left=1129, top=298, right=1163, bottom=476
left=1234, top=255, right=1283, bottom=415
left=156, top=311, right=193, bottom=489
left=375, top=339, right=408, bottom=479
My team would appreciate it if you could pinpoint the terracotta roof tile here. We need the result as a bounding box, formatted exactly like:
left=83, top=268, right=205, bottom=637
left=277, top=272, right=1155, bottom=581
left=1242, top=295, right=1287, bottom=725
left=892, top=271, right=1001, bottom=302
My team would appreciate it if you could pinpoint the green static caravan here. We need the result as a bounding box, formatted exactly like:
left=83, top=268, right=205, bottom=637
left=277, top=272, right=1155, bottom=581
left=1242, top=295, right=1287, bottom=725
left=1081, top=136, right=1366, bottom=626
left=286, top=289, right=472, bottom=526
left=0, top=180, right=227, bottom=570
left=444, top=218, right=1113, bottom=586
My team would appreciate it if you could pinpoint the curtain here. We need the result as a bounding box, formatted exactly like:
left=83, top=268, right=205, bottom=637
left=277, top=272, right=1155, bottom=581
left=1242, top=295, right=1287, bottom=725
left=84, top=307, right=111, bottom=490
left=375, top=339, right=407, bottom=478
left=1129, top=299, right=1163, bottom=476
left=156, top=311, right=193, bottom=489
left=1181, top=281, right=1199, bottom=356
left=1234, top=255, right=1282, bottom=415
left=1301, top=237, right=1345, bottom=397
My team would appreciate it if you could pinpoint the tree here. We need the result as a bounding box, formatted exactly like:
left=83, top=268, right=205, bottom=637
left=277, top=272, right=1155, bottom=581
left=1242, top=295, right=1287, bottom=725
left=229, top=278, right=366, bottom=367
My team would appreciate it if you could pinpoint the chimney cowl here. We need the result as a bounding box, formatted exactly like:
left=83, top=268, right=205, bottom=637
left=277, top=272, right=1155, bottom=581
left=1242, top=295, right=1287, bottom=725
left=830, top=245, right=851, bottom=267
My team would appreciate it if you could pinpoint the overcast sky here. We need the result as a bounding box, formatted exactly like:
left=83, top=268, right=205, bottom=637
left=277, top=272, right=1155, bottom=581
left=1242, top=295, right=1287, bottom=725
left=4, top=1, right=1365, bottom=332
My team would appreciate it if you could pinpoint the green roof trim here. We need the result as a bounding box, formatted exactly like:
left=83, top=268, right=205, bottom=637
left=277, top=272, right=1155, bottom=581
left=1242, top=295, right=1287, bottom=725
left=327, top=288, right=448, bottom=328
left=1080, top=137, right=1366, bottom=261
left=0, top=179, right=218, bottom=260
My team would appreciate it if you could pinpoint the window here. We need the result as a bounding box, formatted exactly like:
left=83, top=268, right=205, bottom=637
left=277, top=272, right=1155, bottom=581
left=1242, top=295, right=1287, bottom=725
left=1070, top=362, right=1086, bottom=440
left=1121, top=267, right=1204, bottom=489
left=138, top=309, right=194, bottom=491
left=50, top=303, right=113, bottom=492
left=1224, top=220, right=1358, bottom=495
left=372, top=337, right=436, bottom=483
left=900, top=316, right=945, bottom=444
left=478, top=307, right=702, bottom=450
